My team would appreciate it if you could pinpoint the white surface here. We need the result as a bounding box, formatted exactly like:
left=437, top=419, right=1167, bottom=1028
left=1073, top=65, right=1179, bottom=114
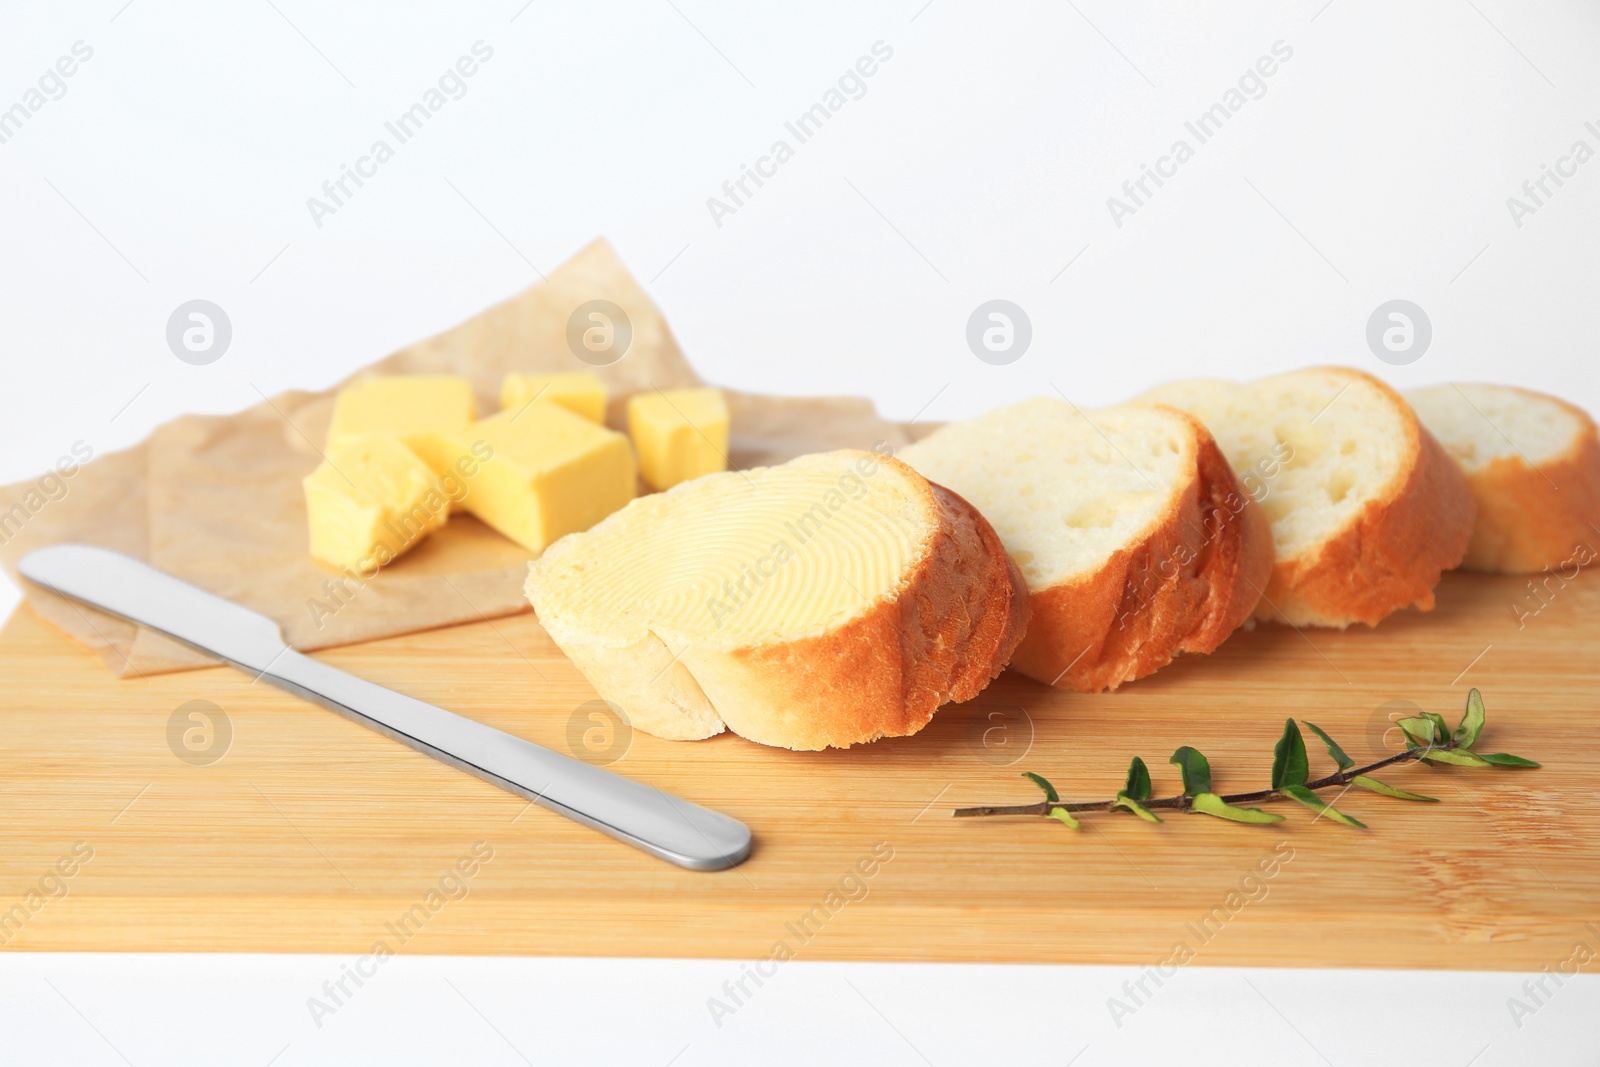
left=2, top=0, right=1597, bottom=1062
left=0, top=954, right=1596, bottom=1066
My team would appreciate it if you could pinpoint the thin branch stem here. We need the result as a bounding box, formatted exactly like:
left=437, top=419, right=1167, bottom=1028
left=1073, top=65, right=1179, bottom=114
left=951, top=738, right=1459, bottom=819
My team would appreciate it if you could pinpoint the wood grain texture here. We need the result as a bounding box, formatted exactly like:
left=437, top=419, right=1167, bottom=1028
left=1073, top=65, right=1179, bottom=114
left=0, top=570, right=1595, bottom=968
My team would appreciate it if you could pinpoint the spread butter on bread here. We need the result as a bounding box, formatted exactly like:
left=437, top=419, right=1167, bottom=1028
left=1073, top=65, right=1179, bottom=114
left=525, top=449, right=1028, bottom=750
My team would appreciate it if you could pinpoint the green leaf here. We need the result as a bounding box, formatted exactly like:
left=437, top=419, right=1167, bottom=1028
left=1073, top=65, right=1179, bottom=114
left=1421, top=748, right=1491, bottom=767
left=1123, top=757, right=1153, bottom=802
left=1455, top=688, right=1486, bottom=748
left=1351, top=774, right=1438, bottom=802
left=1023, top=771, right=1059, bottom=803
left=1426, top=712, right=1451, bottom=744
left=1303, top=721, right=1354, bottom=771
left=1477, top=752, right=1541, bottom=768
left=1271, top=718, right=1310, bottom=789
left=1191, top=792, right=1284, bottom=824
left=1280, top=784, right=1367, bottom=828
left=1396, top=717, right=1436, bottom=748
left=1047, top=807, right=1080, bottom=829
left=1112, top=793, right=1162, bottom=823
left=1169, top=747, right=1212, bottom=796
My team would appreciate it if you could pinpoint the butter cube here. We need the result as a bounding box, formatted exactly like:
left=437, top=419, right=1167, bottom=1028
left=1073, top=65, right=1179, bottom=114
left=327, top=376, right=476, bottom=474
left=627, top=387, right=730, bottom=491
left=501, top=372, right=607, bottom=423
left=303, top=437, right=450, bottom=572
left=455, top=403, right=635, bottom=553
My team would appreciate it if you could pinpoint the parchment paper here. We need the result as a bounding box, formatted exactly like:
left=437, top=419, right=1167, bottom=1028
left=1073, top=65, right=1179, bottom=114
left=0, top=238, right=915, bottom=676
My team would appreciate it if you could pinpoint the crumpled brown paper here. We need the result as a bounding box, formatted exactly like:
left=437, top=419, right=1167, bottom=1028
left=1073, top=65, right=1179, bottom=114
left=0, top=238, right=916, bottom=676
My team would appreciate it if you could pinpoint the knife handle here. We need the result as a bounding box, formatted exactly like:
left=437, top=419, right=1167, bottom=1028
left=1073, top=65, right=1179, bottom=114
left=266, top=649, right=752, bottom=871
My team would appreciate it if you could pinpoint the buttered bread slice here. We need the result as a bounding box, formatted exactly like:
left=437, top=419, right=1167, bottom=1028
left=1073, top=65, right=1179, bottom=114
left=899, top=398, right=1271, bottom=692
left=525, top=449, right=1028, bottom=750
left=1405, top=383, right=1600, bottom=573
left=1140, top=367, right=1475, bottom=628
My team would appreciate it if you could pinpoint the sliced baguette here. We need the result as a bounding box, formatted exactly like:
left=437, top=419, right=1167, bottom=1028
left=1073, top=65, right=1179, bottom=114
left=1139, top=366, right=1474, bottom=628
left=525, top=449, right=1028, bottom=750
left=1405, top=383, right=1600, bottom=573
left=898, top=398, right=1272, bottom=692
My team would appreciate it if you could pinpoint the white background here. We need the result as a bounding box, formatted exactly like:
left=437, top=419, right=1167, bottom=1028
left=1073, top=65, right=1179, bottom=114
left=2, top=0, right=1598, bottom=1063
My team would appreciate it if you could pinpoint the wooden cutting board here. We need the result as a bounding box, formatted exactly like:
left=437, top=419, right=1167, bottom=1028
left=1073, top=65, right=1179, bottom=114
left=1, top=570, right=1595, bottom=969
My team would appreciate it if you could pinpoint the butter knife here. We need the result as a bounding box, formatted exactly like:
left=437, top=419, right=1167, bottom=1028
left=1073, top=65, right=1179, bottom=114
left=18, top=544, right=752, bottom=872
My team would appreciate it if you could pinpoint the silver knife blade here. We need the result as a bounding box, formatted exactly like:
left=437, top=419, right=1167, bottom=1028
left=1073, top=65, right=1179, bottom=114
left=18, top=543, right=752, bottom=872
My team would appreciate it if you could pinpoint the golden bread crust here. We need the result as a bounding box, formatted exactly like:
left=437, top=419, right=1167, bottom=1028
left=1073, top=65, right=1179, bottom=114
left=1453, top=390, right=1600, bottom=573
left=1257, top=377, right=1476, bottom=627
left=1007, top=412, right=1271, bottom=691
